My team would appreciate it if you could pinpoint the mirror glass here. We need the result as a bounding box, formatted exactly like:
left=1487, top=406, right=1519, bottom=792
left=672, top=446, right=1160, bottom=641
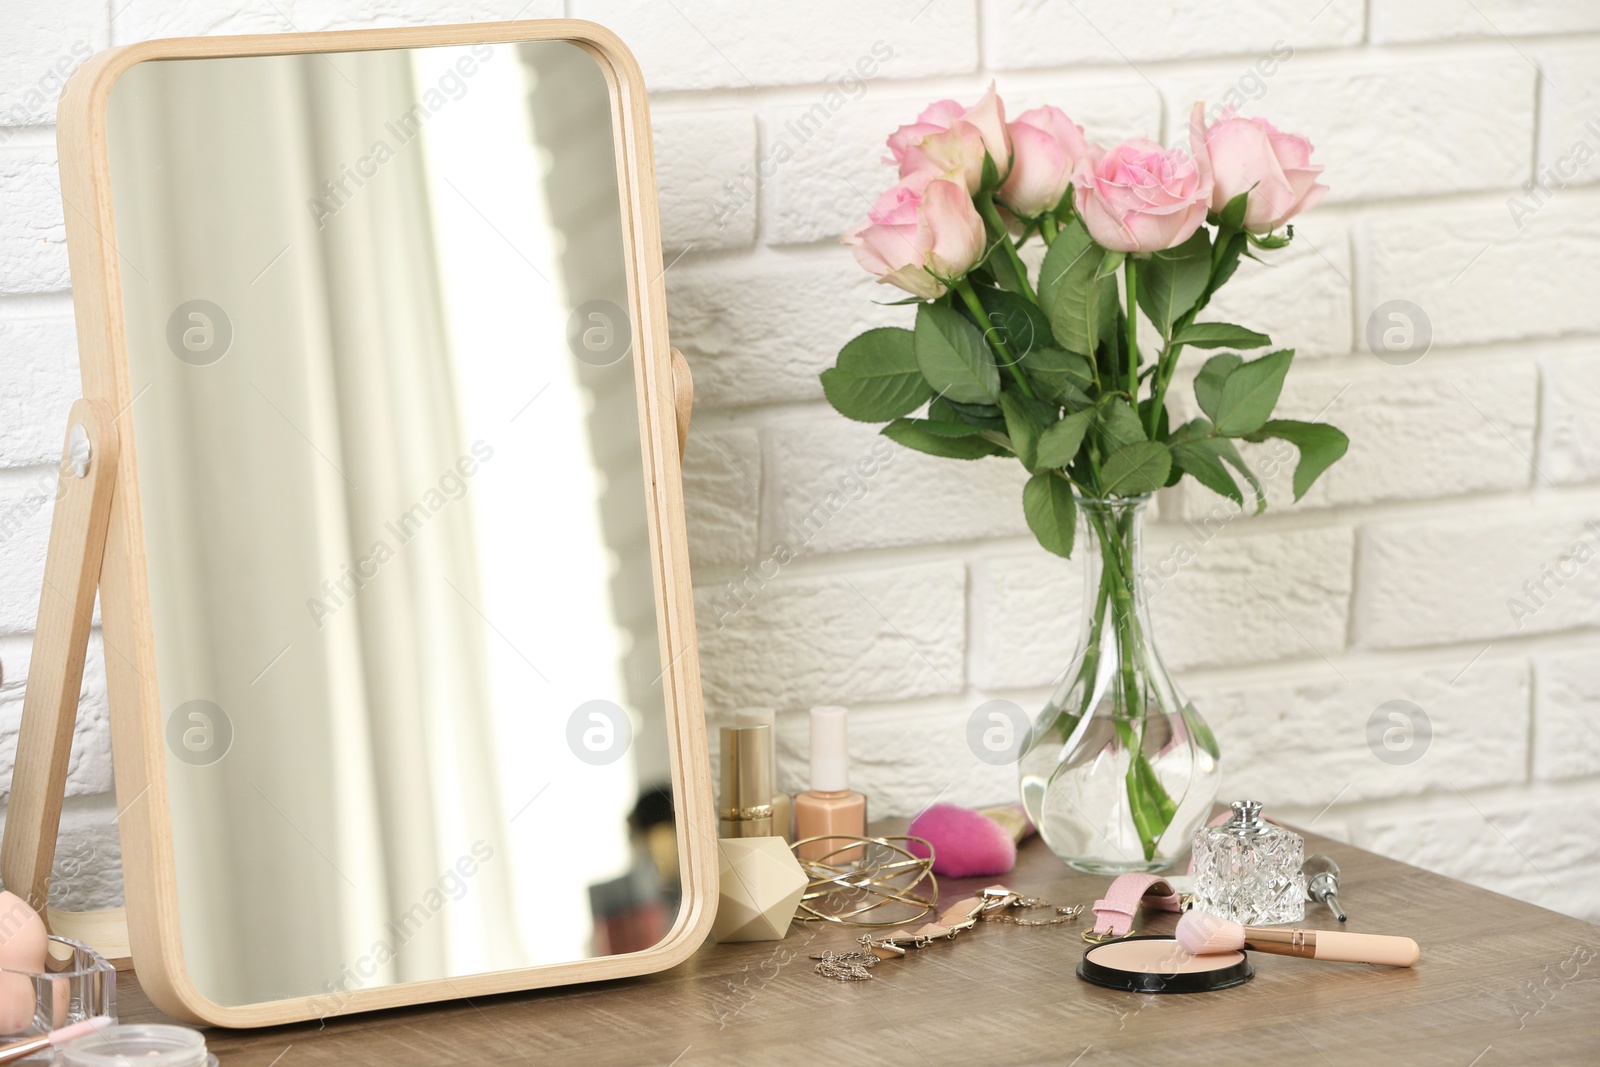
left=104, top=41, right=680, bottom=1009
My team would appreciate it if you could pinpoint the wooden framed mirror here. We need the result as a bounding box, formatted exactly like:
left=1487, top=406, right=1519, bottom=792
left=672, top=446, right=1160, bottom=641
left=2, top=20, right=716, bottom=1026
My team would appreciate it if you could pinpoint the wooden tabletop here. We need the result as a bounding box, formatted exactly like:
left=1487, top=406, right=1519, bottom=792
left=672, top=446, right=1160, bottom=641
left=116, top=824, right=1600, bottom=1066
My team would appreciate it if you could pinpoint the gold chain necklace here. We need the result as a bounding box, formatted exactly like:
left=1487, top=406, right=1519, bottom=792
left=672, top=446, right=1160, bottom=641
left=811, top=885, right=1083, bottom=981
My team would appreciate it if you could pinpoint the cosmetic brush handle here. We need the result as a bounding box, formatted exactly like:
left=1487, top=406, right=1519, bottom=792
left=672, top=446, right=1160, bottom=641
left=1244, top=927, right=1420, bottom=967
left=0, top=1035, right=51, bottom=1066
left=1313, top=930, right=1419, bottom=966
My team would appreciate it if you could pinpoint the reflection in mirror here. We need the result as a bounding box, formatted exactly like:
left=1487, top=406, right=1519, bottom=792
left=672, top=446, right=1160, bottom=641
left=105, top=40, right=678, bottom=1008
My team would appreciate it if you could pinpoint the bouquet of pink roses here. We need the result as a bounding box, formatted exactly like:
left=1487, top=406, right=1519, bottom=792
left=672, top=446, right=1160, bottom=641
left=823, top=87, right=1346, bottom=869
left=823, top=86, right=1346, bottom=559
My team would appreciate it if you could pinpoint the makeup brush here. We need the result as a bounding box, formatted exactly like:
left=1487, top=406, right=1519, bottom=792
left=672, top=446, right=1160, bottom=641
left=1176, top=910, right=1420, bottom=967
left=0, top=1015, right=114, bottom=1065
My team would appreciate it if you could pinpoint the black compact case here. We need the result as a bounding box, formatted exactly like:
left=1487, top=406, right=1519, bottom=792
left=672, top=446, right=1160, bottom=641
left=1077, top=935, right=1254, bottom=994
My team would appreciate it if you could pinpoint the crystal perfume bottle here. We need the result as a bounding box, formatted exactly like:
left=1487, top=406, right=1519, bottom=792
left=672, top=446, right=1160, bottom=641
left=1190, top=800, right=1306, bottom=925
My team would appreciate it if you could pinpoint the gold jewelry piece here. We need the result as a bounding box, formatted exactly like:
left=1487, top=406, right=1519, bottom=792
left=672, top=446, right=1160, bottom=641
left=810, top=884, right=1082, bottom=981
left=983, top=900, right=1084, bottom=927
left=791, top=836, right=939, bottom=929
left=812, top=950, right=879, bottom=981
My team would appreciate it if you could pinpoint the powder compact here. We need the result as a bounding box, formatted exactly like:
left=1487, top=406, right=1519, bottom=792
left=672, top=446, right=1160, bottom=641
left=1077, top=935, right=1253, bottom=993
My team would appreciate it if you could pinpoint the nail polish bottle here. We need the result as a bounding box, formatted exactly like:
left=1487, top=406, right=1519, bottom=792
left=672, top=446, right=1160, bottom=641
left=794, top=706, right=866, bottom=862
left=718, top=724, right=774, bottom=839
left=735, top=708, right=793, bottom=843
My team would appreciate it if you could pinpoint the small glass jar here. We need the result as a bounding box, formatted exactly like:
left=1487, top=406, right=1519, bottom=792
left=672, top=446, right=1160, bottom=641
left=1189, top=800, right=1306, bottom=926
left=0, top=935, right=115, bottom=1040
left=56, top=1024, right=215, bottom=1067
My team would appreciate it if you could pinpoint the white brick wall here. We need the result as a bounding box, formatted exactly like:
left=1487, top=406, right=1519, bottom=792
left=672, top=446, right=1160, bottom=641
left=664, top=253, right=901, bottom=407
left=1370, top=1, right=1600, bottom=44
left=1541, top=345, right=1600, bottom=484
left=1191, top=659, right=1532, bottom=804
left=652, top=109, right=758, bottom=251
left=0, top=146, right=69, bottom=293
left=3, top=1, right=1599, bottom=925
left=981, top=1, right=1365, bottom=68
left=571, top=1, right=977, bottom=90
left=1360, top=191, right=1600, bottom=348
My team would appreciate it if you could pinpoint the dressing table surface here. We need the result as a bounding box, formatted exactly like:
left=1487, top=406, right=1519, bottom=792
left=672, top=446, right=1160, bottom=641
left=115, top=824, right=1600, bottom=1066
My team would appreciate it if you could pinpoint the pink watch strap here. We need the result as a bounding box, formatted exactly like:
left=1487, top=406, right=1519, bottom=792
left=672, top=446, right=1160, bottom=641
left=1091, top=873, right=1184, bottom=938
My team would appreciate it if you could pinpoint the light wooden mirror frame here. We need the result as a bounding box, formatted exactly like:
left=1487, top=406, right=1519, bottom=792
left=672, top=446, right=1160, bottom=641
left=1, top=19, right=717, bottom=1026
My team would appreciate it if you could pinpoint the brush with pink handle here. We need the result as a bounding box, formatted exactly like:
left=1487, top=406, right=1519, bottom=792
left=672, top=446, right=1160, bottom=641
left=1177, top=910, right=1421, bottom=967
left=0, top=1016, right=114, bottom=1065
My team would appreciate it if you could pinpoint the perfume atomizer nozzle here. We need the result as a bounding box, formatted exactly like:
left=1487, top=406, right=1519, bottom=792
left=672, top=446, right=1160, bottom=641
left=1301, top=855, right=1347, bottom=922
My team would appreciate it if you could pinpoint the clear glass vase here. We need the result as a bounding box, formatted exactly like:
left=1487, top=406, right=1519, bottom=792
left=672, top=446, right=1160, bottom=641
left=1018, top=495, right=1221, bottom=874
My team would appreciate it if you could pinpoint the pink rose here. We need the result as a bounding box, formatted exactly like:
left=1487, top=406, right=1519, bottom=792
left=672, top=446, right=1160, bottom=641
left=844, top=177, right=987, bottom=300
left=1072, top=106, right=1212, bottom=253
left=1202, top=106, right=1327, bottom=233
left=887, top=83, right=1012, bottom=192
left=997, top=106, right=1092, bottom=218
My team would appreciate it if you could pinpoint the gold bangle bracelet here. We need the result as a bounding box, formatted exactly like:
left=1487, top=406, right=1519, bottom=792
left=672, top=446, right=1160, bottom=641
left=789, top=835, right=939, bottom=929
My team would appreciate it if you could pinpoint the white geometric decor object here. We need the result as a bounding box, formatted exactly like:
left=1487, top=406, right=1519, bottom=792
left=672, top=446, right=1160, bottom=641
left=712, top=837, right=807, bottom=942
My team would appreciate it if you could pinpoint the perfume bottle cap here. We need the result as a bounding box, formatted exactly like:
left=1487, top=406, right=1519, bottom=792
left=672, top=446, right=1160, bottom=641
left=1224, top=799, right=1267, bottom=835
left=720, top=725, right=774, bottom=818
left=809, top=706, right=850, bottom=792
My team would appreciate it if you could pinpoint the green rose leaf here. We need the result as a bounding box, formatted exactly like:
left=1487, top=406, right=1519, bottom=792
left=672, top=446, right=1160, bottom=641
left=1171, top=322, right=1271, bottom=350
left=1212, top=349, right=1294, bottom=437
left=1023, top=471, right=1077, bottom=558
left=1193, top=353, right=1243, bottom=423
left=1023, top=346, right=1095, bottom=408
left=1166, top=416, right=1213, bottom=444
left=1096, top=396, right=1147, bottom=448
left=1170, top=436, right=1244, bottom=507
left=1220, top=190, right=1249, bottom=231
left=905, top=418, right=987, bottom=438
left=882, top=418, right=1004, bottom=460
left=934, top=398, right=1007, bottom=430
left=1035, top=409, right=1092, bottom=470
left=819, top=327, right=931, bottom=421
left=999, top=393, right=1054, bottom=471
left=1096, top=249, right=1127, bottom=280
left=980, top=152, right=1002, bottom=194
left=1099, top=440, right=1172, bottom=496
left=975, top=285, right=1053, bottom=361
left=1171, top=417, right=1265, bottom=511
left=1038, top=216, right=1111, bottom=357
left=1136, top=228, right=1210, bottom=338
left=915, top=302, right=1001, bottom=405
left=1213, top=435, right=1266, bottom=513
left=1246, top=418, right=1350, bottom=500
left=1025, top=345, right=1096, bottom=383
left=1098, top=279, right=1123, bottom=357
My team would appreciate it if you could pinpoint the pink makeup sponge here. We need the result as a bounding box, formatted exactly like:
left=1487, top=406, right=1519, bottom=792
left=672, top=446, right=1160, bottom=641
left=907, top=803, right=1018, bottom=877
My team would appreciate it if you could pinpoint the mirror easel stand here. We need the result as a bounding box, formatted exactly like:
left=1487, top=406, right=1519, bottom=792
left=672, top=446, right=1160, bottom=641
left=0, top=396, right=128, bottom=963
left=0, top=351, right=695, bottom=971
